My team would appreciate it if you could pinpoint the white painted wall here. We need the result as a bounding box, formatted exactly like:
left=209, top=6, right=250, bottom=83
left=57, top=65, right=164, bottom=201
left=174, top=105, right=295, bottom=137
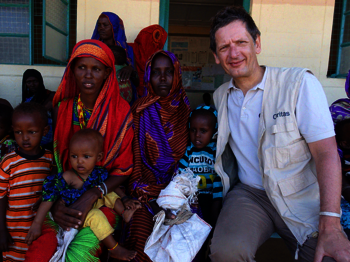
left=251, top=0, right=346, bottom=105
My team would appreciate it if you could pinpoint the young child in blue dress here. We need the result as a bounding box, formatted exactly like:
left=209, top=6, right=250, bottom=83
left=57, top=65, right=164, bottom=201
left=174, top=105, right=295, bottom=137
left=109, top=45, right=138, bottom=105
left=178, top=105, right=222, bottom=227
left=25, top=129, right=139, bottom=260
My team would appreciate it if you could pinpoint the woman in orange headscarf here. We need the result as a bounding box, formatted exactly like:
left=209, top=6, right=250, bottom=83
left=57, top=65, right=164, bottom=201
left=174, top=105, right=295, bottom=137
left=129, top=25, right=168, bottom=97
left=26, top=39, right=135, bottom=262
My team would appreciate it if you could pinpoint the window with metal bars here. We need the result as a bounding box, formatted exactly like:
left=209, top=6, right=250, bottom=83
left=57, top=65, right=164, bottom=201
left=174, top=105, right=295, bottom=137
left=0, top=0, right=77, bottom=65
left=328, top=0, right=350, bottom=78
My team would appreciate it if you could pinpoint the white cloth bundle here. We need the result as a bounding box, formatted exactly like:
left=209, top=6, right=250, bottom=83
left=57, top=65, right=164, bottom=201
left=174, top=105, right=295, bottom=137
left=49, top=227, right=78, bottom=262
left=144, top=168, right=212, bottom=262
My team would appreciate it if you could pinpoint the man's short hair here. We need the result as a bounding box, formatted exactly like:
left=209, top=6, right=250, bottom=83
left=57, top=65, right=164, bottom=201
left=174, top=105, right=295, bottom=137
left=210, top=6, right=261, bottom=53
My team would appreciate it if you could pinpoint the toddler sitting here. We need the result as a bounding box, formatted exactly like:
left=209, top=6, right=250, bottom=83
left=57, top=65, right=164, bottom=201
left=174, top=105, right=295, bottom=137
left=25, top=129, right=139, bottom=261
left=110, top=45, right=138, bottom=105
left=178, top=105, right=222, bottom=227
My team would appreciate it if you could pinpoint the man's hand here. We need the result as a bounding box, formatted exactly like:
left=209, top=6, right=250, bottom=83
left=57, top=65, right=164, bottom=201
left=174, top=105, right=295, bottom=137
left=25, top=222, right=42, bottom=245
left=0, top=228, right=13, bottom=252
left=314, top=217, right=350, bottom=262
left=51, top=199, right=82, bottom=231
left=308, top=137, right=350, bottom=261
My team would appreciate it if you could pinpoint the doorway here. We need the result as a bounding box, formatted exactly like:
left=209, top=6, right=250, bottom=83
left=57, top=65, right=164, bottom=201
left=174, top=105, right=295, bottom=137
left=160, top=0, right=250, bottom=108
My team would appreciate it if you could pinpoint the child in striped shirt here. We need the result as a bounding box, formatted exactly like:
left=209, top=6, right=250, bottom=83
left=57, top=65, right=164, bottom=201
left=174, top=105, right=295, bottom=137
left=0, top=103, right=53, bottom=261
left=178, top=106, right=222, bottom=227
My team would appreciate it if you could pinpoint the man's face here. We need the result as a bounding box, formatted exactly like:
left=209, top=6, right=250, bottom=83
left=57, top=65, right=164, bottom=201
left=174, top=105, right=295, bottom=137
left=213, top=20, right=261, bottom=81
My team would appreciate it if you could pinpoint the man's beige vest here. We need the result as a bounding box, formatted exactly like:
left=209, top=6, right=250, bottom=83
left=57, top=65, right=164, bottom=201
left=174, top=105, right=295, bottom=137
left=214, top=67, right=320, bottom=245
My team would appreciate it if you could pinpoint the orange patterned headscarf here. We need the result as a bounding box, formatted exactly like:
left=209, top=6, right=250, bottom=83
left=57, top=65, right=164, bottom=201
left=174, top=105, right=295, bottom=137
left=129, top=25, right=168, bottom=97
left=53, top=39, right=134, bottom=176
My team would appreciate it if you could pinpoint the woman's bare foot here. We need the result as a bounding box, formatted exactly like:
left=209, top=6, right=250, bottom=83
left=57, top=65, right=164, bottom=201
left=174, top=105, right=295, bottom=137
left=122, top=204, right=141, bottom=223
left=109, top=244, right=137, bottom=261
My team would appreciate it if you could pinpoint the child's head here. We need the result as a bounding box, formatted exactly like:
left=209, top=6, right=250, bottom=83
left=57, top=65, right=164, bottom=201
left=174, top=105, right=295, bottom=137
left=335, top=119, right=350, bottom=151
left=0, top=103, right=13, bottom=140
left=109, top=45, right=127, bottom=66
left=12, top=103, right=48, bottom=155
left=189, top=106, right=217, bottom=149
left=150, top=53, right=174, bottom=97
left=69, top=129, right=104, bottom=174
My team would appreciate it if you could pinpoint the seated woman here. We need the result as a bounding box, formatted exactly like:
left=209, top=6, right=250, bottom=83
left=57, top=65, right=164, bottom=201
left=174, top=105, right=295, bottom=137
left=330, top=70, right=350, bottom=239
left=92, top=12, right=137, bottom=104
left=129, top=25, right=167, bottom=97
left=25, top=39, right=135, bottom=262
left=22, top=69, right=55, bottom=150
left=122, top=50, right=191, bottom=261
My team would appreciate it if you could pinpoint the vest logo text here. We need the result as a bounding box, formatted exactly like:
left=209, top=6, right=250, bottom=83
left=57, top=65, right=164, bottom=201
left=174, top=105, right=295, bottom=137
left=273, top=111, right=290, bottom=119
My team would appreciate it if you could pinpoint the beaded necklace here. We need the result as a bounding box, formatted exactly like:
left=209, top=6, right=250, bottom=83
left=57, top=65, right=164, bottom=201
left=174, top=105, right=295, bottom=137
left=76, top=94, right=93, bottom=129
left=73, top=169, right=89, bottom=182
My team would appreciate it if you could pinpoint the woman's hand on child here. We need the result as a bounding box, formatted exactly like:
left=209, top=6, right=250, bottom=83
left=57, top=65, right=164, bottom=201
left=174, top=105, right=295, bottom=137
left=0, top=228, right=13, bottom=252
left=118, top=65, right=133, bottom=82
left=25, top=222, right=41, bottom=245
left=51, top=199, right=82, bottom=231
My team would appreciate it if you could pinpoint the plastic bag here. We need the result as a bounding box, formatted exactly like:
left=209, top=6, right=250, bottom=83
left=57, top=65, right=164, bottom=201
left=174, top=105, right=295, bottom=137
left=156, top=168, right=200, bottom=211
left=144, top=169, right=212, bottom=262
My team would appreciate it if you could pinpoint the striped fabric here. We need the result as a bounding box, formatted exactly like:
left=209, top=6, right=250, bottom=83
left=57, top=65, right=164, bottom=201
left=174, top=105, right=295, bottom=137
left=125, top=51, right=191, bottom=262
left=179, top=142, right=223, bottom=200
left=0, top=149, right=53, bottom=261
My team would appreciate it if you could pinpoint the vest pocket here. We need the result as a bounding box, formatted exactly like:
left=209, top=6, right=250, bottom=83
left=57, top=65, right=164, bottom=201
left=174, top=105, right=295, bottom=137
left=273, top=139, right=311, bottom=169
left=277, top=169, right=319, bottom=222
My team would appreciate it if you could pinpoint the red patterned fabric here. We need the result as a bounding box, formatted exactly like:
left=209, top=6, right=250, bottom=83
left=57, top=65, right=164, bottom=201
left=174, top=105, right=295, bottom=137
left=129, top=25, right=167, bottom=97
left=53, top=39, right=134, bottom=176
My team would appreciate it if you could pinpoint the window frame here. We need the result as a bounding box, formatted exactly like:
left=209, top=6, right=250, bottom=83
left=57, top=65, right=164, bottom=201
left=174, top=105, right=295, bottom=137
left=159, top=0, right=251, bottom=51
left=332, top=0, right=350, bottom=78
left=42, top=0, right=70, bottom=64
left=0, top=1, right=33, bottom=64
left=0, top=0, right=71, bottom=66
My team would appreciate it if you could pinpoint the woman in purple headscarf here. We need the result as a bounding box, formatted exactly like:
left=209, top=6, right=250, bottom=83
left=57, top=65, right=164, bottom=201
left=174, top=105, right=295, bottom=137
left=92, top=12, right=138, bottom=100
left=123, top=50, right=191, bottom=261
left=329, top=70, right=350, bottom=238
left=92, top=12, right=134, bottom=65
left=330, top=71, right=350, bottom=125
